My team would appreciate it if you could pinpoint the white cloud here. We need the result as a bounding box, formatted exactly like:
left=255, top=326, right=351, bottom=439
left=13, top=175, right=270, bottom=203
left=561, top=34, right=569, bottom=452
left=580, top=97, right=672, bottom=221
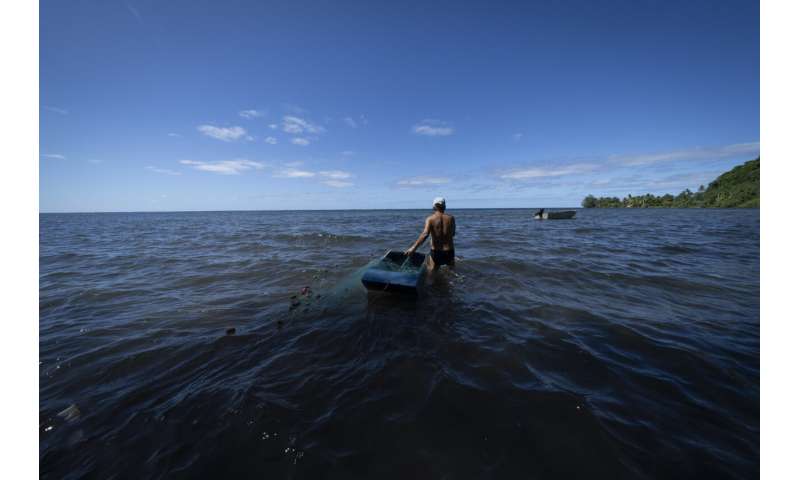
left=323, top=180, right=354, bottom=188
left=581, top=170, right=725, bottom=195
left=197, top=124, right=247, bottom=142
left=265, top=136, right=278, bottom=145
left=87, top=159, right=103, bottom=164
left=284, top=161, right=304, bottom=167
left=500, top=163, right=598, bottom=180
left=238, top=109, right=264, bottom=119
left=179, top=159, right=264, bottom=175
left=610, top=142, right=760, bottom=166
left=43, top=106, right=68, bottom=115
left=146, top=166, right=181, bottom=176
left=341, top=150, right=355, bottom=156
left=126, top=3, right=141, bottom=21
left=273, top=168, right=315, bottom=178
left=167, top=132, right=182, bottom=138
left=512, top=133, right=523, bottom=141
left=343, top=117, right=358, bottom=128
left=282, top=116, right=325, bottom=135
left=319, top=170, right=352, bottom=179
left=646, top=172, right=720, bottom=189
left=41, top=154, right=66, bottom=160
left=319, top=170, right=354, bottom=187
left=494, top=141, right=759, bottom=185
left=291, top=137, right=311, bottom=146
left=397, top=176, right=451, bottom=186
left=268, top=124, right=278, bottom=130
left=411, top=119, right=454, bottom=137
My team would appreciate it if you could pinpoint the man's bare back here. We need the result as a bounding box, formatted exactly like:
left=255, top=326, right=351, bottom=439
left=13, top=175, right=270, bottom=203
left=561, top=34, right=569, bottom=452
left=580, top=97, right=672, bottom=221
left=405, top=197, right=456, bottom=269
left=426, top=212, right=455, bottom=251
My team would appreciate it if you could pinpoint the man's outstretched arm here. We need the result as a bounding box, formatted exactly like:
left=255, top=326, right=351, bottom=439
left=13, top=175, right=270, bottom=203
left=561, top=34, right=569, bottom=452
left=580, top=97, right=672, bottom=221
left=404, top=218, right=430, bottom=255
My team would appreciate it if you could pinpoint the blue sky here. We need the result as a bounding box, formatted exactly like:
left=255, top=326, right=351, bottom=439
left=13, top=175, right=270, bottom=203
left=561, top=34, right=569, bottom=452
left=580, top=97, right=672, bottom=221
left=40, top=0, right=759, bottom=212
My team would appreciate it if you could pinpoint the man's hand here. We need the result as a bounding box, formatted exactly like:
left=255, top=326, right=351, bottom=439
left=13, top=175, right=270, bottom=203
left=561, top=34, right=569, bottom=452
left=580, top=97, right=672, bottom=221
left=404, top=247, right=416, bottom=256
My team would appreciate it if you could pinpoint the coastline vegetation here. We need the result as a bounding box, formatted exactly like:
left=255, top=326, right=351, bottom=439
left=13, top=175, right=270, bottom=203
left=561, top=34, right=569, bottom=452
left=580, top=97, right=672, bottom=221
left=582, top=158, right=759, bottom=208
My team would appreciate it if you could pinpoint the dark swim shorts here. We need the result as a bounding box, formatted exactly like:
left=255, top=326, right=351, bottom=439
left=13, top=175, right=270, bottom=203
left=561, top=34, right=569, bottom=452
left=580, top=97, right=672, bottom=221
left=430, top=249, right=455, bottom=266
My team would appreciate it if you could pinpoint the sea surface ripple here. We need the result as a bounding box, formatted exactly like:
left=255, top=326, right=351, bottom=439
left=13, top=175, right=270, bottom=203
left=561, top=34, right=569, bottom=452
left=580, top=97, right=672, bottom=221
left=40, top=209, right=759, bottom=479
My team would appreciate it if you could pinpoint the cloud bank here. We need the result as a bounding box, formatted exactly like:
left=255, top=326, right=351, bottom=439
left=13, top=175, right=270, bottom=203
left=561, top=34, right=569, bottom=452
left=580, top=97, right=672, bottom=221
left=43, top=106, right=68, bottom=115
left=397, top=176, right=451, bottom=186
left=282, top=116, right=325, bottom=135
left=411, top=119, right=454, bottom=137
left=238, top=110, right=264, bottom=119
left=146, top=166, right=181, bottom=176
left=610, top=142, right=760, bottom=166
left=500, top=163, right=598, bottom=180
left=180, top=159, right=264, bottom=175
left=197, top=125, right=247, bottom=142
left=273, top=168, right=316, bottom=178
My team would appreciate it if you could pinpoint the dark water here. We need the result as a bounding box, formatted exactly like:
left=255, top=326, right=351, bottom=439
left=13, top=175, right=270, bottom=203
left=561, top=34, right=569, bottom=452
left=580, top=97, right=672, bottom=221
left=39, top=209, right=759, bottom=479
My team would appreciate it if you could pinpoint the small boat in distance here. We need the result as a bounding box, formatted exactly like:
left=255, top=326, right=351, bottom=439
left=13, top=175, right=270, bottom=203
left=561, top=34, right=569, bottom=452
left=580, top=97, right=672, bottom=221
left=361, top=250, right=428, bottom=294
left=533, top=209, right=577, bottom=220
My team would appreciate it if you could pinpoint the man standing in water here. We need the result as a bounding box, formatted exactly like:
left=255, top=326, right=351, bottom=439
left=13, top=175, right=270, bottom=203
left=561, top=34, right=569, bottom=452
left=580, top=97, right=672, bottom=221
left=404, top=197, right=456, bottom=270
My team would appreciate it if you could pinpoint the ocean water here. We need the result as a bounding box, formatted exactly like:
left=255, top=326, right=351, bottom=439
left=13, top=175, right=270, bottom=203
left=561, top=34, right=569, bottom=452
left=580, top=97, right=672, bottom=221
left=39, top=209, right=759, bottom=479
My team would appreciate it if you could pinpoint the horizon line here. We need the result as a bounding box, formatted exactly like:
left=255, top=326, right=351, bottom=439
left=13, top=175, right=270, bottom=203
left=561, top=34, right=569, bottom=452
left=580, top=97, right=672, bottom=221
left=40, top=206, right=583, bottom=214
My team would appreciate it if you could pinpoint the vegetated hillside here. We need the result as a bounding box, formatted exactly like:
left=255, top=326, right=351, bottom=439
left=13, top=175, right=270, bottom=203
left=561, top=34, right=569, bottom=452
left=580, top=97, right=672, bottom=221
left=582, top=158, right=759, bottom=208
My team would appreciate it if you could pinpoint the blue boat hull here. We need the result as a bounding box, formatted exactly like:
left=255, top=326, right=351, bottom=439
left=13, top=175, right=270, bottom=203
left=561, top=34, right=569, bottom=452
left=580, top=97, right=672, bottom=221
left=361, top=251, right=427, bottom=294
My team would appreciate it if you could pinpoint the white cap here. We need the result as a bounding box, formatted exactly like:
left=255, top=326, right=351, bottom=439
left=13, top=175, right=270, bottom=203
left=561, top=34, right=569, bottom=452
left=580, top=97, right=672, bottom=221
left=433, top=196, right=446, bottom=207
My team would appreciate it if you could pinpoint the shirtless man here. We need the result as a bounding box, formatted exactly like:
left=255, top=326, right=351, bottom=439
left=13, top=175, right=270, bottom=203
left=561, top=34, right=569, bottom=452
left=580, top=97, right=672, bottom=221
left=404, top=197, right=456, bottom=270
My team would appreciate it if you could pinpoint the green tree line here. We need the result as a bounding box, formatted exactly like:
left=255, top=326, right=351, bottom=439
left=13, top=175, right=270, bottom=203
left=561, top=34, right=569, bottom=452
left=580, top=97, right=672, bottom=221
left=582, top=158, right=759, bottom=209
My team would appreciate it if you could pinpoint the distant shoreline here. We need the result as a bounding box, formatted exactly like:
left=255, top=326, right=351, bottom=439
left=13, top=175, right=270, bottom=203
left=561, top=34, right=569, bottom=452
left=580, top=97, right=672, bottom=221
left=582, top=158, right=759, bottom=209
left=583, top=203, right=760, bottom=210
